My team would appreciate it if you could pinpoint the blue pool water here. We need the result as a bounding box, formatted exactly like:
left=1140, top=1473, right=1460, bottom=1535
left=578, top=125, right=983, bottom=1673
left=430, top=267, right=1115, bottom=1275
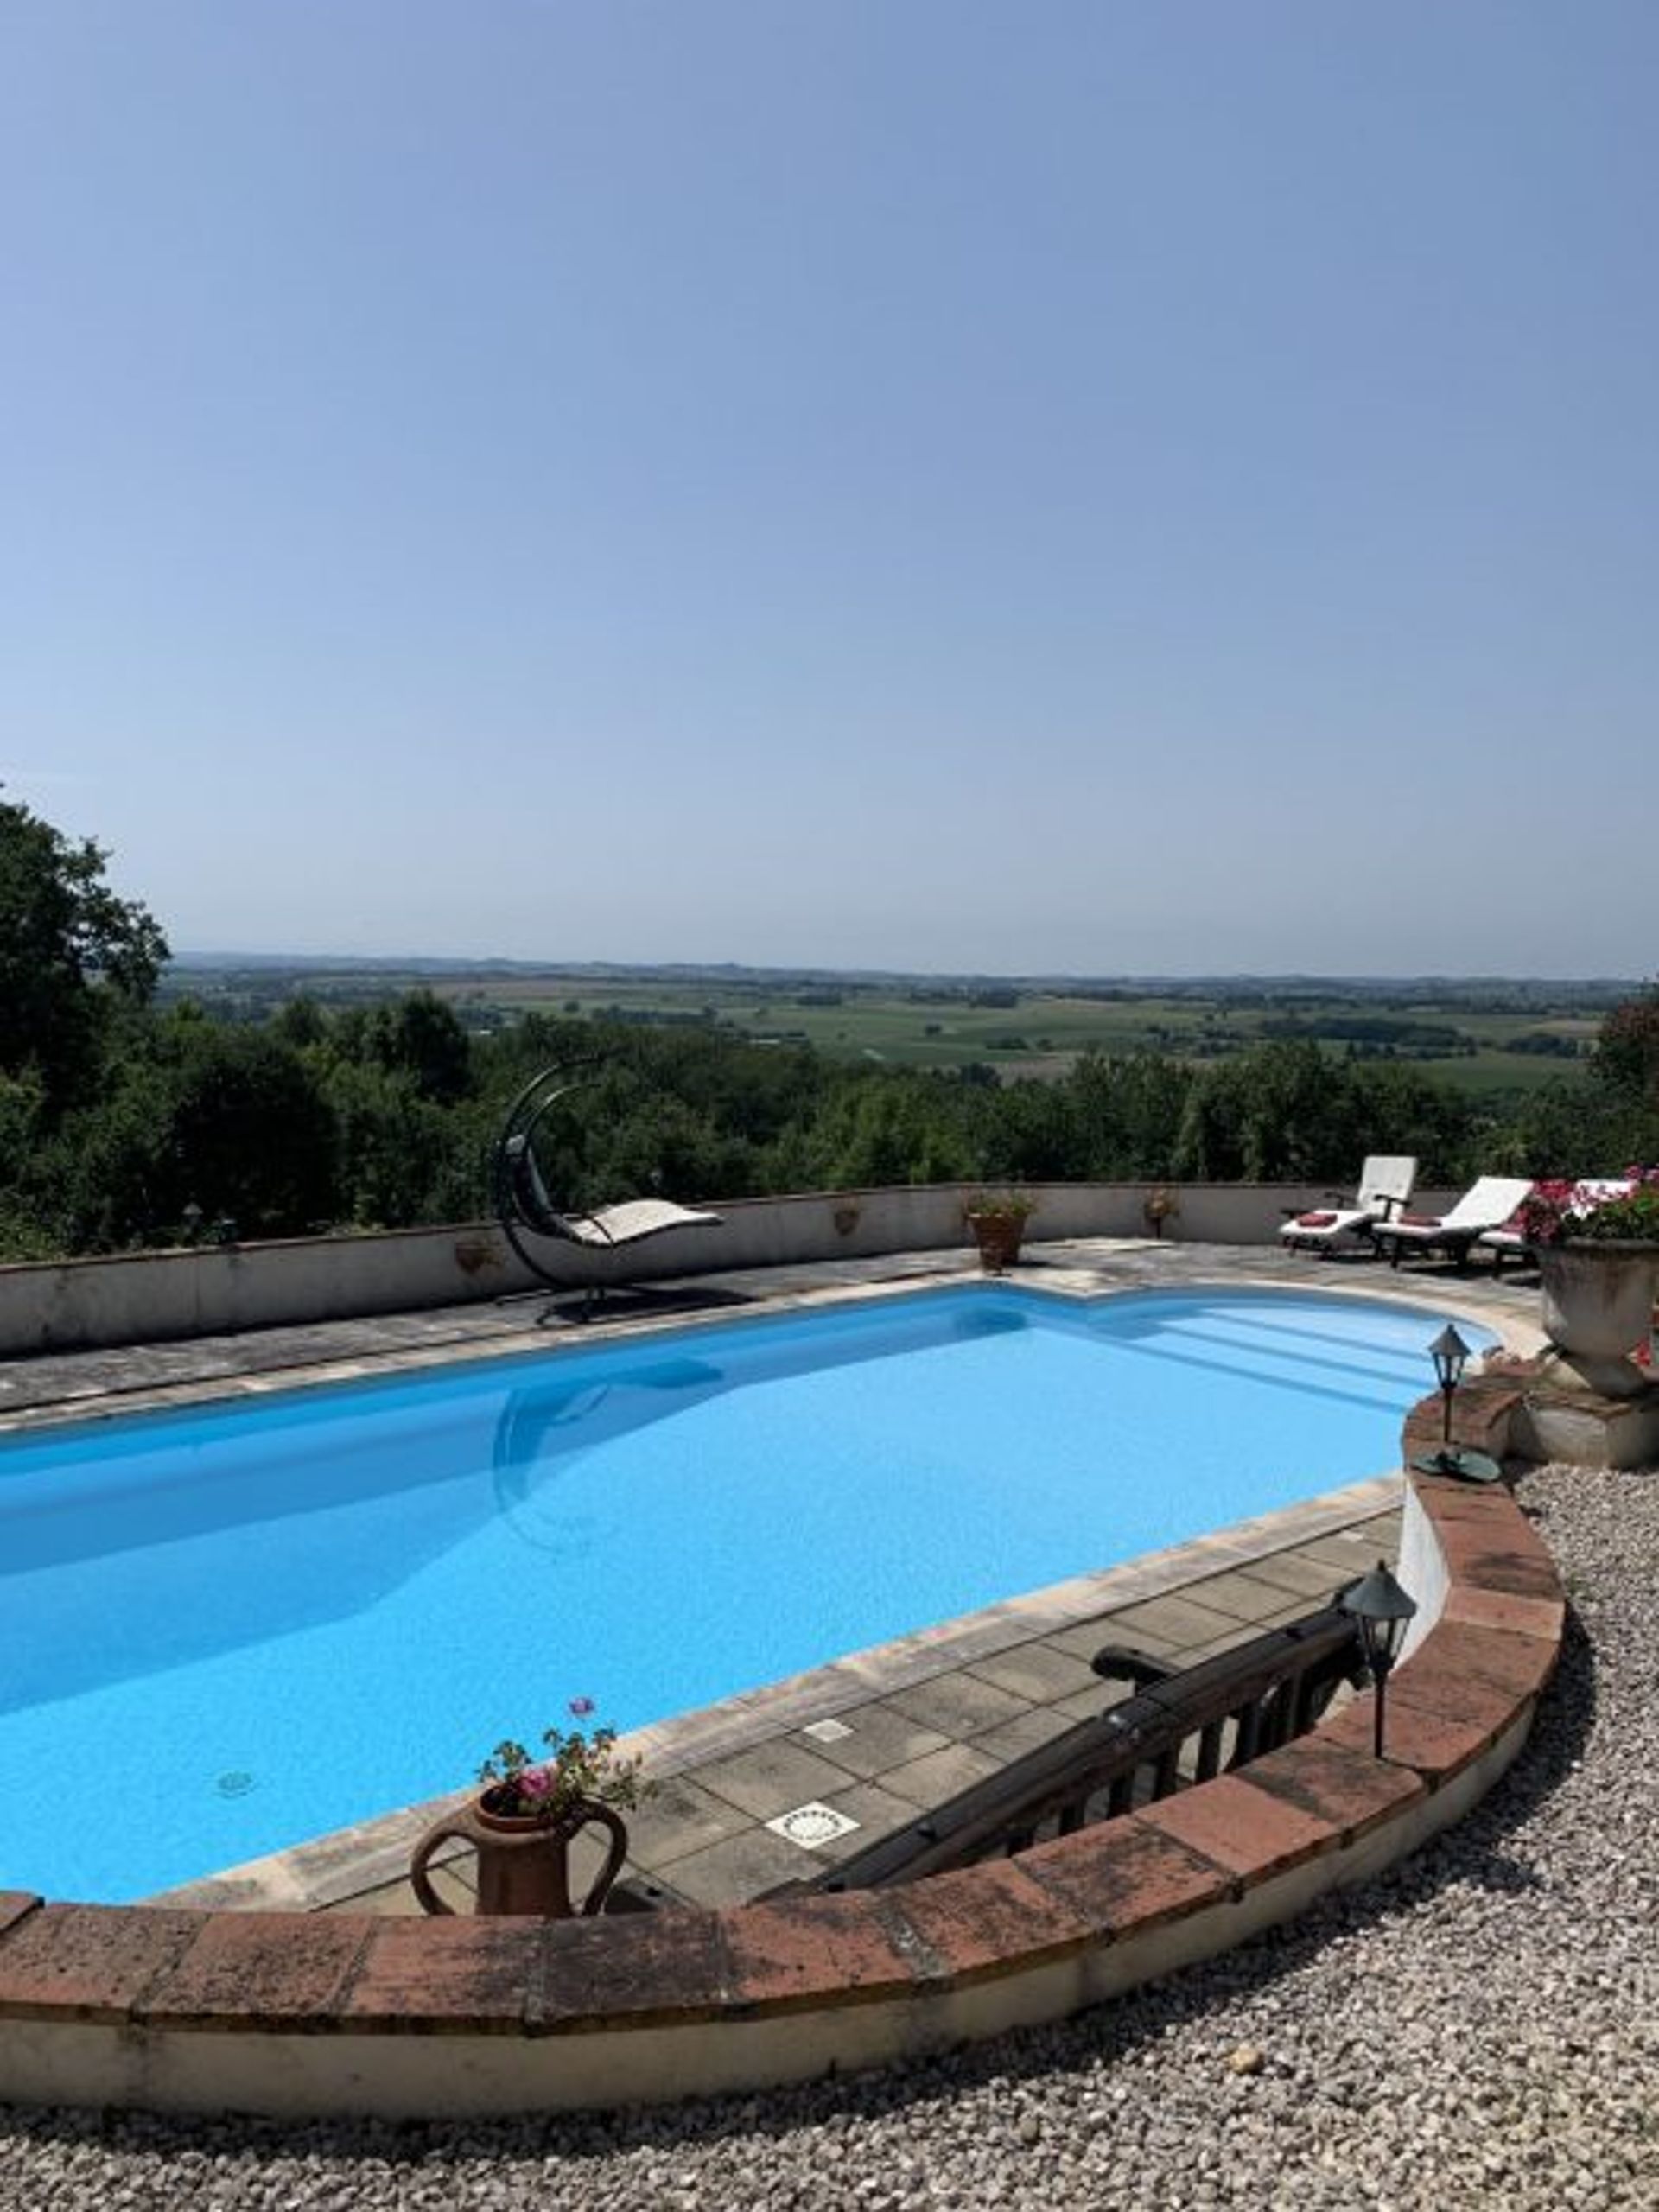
left=0, top=1285, right=1491, bottom=1902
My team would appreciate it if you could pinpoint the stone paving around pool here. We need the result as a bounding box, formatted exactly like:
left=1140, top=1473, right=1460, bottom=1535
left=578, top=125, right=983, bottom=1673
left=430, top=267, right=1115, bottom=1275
left=0, top=1236, right=1542, bottom=1923
left=321, top=1496, right=1407, bottom=1920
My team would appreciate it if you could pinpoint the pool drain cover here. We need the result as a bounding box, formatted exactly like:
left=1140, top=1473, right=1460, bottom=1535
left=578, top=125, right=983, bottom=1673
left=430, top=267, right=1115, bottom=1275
left=766, top=1802, right=860, bottom=1849
left=215, top=1770, right=255, bottom=1798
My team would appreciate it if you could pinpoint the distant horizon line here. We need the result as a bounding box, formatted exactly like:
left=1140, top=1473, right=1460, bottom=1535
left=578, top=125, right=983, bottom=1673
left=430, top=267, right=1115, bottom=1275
left=165, top=951, right=1644, bottom=990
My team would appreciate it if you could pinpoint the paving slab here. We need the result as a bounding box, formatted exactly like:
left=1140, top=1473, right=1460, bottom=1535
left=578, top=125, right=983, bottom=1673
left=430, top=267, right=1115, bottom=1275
left=793, top=1704, right=953, bottom=1782
left=692, top=1739, right=862, bottom=1822
left=876, top=1741, right=1006, bottom=1810
left=882, top=1671, right=1036, bottom=1741
left=646, top=1825, right=821, bottom=1907
left=963, top=1641, right=1103, bottom=1705
left=1049, top=1590, right=1245, bottom=1659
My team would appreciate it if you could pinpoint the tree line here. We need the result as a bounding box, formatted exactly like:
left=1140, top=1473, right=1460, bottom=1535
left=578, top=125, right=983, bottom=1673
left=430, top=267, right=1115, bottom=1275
left=2, top=791, right=1655, bottom=1260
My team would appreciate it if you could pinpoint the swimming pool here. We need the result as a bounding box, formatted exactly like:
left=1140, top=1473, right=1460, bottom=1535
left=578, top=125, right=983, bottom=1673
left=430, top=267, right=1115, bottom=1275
left=0, top=1284, right=1491, bottom=1902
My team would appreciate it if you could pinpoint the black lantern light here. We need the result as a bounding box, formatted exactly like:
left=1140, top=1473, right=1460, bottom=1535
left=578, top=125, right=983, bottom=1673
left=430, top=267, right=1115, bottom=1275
left=1341, top=1560, right=1418, bottom=1758
left=1410, top=1323, right=1503, bottom=1483
left=1429, top=1323, right=1470, bottom=1447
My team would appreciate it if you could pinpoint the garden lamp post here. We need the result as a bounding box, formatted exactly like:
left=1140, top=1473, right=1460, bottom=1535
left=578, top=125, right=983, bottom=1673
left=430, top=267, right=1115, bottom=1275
left=1341, top=1560, right=1418, bottom=1758
left=1429, top=1323, right=1470, bottom=1452
left=1410, top=1323, right=1502, bottom=1483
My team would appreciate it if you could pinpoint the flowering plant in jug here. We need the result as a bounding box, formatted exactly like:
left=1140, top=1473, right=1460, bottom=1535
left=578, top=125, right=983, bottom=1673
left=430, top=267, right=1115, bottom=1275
left=476, top=1699, right=648, bottom=1822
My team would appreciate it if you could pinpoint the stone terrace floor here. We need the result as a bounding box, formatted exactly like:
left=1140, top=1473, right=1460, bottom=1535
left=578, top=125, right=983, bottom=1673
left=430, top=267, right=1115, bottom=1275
left=0, top=1236, right=1544, bottom=1918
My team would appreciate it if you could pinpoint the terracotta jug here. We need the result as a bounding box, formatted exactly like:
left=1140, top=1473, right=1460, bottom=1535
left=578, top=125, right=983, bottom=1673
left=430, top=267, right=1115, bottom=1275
left=409, top=1792, right=629, bottom=1917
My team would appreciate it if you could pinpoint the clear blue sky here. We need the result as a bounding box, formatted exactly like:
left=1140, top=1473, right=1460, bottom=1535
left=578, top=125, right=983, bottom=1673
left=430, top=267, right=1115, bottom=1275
left=3, top=3, right=1654, bottom=975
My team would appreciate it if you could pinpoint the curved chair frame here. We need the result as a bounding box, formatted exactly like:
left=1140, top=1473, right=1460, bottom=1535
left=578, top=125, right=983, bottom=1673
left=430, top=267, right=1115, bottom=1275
left=491, top=1062, right=721, bottom=1311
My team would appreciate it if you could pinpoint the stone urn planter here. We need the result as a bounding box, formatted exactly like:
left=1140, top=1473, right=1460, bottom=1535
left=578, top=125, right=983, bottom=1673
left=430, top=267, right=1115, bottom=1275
left=1538, top=1239, right=1658, bottom=1397
left=409, top=1790, right=630, bottom=1918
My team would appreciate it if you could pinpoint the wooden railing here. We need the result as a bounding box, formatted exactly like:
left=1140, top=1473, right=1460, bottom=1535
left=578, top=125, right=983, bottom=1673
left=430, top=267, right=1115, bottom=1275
left=772, top=1605, right=1365, bottom=1895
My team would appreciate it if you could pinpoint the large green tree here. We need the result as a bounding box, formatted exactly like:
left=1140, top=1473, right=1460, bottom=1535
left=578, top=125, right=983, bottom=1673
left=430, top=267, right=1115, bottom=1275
left=0, top=791, right=168, bottom=1110
left=36, top=1012, right=340, bottom=1249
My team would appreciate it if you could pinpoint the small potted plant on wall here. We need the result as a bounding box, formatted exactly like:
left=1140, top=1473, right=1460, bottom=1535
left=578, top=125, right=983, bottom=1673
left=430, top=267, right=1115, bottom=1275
left=1143, top=1185, right=1179, bottom=1237
left=963, top=1187, right=1038, bottom=1274
left=409, top=1706, right=650, bottom=1918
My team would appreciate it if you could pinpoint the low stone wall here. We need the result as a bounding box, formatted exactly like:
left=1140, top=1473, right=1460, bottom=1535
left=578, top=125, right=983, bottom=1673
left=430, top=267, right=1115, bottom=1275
left=0, top=1182, right=1461, bottom=1355
left=0, top=1471, right=1561, bottom=2118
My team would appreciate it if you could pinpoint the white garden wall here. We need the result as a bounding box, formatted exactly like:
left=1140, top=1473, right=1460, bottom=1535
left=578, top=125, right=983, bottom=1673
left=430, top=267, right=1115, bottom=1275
left=0, top=1182, right=1459, bottom=1355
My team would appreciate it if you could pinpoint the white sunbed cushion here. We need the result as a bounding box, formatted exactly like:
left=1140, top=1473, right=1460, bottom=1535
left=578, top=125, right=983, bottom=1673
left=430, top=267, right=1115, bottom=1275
left=1386, top=1177, right=1535, bottom=1242
left=1355, top=1156, right=1418, bottom=1211
left=1567, top=1177, right=1637, bottom=1209
left=1279, top=1207, right=1373, bottom=1245
left=569, top=1198, right=724, bottom=1247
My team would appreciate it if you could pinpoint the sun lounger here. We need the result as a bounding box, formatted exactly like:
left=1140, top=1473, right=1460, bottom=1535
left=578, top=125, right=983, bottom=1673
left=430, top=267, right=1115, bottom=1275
left=1279, top=1155, right=1417, bottom=1254
left=1371, top=1176, right=1534, bottom=1271
left=502, top=1135, right=722, bottom=1251
left=492, top=1065, right=723, bottom=1312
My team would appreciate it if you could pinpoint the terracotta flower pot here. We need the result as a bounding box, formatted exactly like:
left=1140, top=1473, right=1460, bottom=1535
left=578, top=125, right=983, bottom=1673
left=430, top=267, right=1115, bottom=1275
left=409, top=1790, right=629, bottom=1918
left=965, top=1211, right=1028, bottom=1274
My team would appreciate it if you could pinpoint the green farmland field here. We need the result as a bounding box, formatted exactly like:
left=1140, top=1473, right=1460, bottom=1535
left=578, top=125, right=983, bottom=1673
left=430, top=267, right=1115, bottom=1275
left=164, top=960, right=1618, bottom=1100
left=346, top=971, right=1611, bottom=1096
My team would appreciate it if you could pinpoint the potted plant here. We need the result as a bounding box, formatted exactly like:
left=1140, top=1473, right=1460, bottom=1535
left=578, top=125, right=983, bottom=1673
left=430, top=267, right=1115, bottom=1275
left=409, top=1707, right=650, bottom=1918
left=1143, top=1185, right=1179, bottom=1237
left=963, top=1188, right=1037, bottom=1274
left=1516, top=1170, right=1659, bottom=1390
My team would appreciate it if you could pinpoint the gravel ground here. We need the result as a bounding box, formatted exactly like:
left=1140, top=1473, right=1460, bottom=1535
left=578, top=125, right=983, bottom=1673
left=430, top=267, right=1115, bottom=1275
left=3, top=1462, right=1655, bottom=2211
